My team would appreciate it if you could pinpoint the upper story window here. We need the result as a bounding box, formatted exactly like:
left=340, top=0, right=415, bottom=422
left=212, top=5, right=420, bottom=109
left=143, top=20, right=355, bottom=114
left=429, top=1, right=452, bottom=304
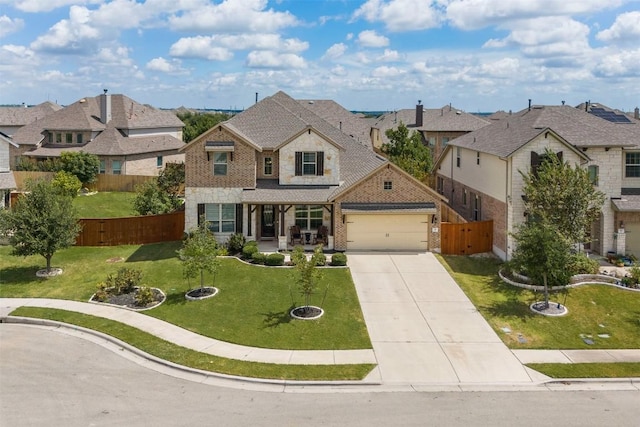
left=588, top=165, right=599, bottom=186
left=48, top=133, right=53, bottom=143
left=476, top=151, right=480, bottom=165
left=456, top=147, right=461, bottom=167
left=436, top=176, right=444, bottom=195
left=157, top=156, right=163, bottom=168
left=112, top=160, right=122, bottom=175
left=77, top=133, right=83, bottom=144
left=428, top=137, right=436, bottom=147
left=383, top=180, right=393, bottom=190
left=264, top=157, right=273, bottom=175
left=213, top=152, right=228, bottom=176
left=56, top=133, right=62, bottom=143
left=66, top=133, right=73, bottom=144
left=295, top=151, right=324, bottom=176
left=625, top=152, right=640, bottom=178
left=442, top=137, right=449, bottom=147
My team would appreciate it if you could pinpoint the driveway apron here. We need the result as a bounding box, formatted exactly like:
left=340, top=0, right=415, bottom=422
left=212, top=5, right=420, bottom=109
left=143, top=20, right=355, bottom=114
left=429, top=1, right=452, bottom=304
left=348, top=253, right=535, bottom=385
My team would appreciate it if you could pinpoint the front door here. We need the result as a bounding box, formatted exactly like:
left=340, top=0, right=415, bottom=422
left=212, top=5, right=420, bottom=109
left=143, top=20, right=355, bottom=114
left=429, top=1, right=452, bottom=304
left=261, top=205, right=275, bottom=238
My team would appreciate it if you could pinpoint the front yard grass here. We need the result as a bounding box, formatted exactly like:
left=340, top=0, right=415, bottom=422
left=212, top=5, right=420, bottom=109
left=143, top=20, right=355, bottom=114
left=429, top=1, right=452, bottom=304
left=0, top=242, right=372, bottom=351
left=73, top=191, right=136, bottom=218
left=438, top=255, right=640, bottom=350
left=10, top=307, right=375, bottom=381
left=527, top=362, right=640, bottom=379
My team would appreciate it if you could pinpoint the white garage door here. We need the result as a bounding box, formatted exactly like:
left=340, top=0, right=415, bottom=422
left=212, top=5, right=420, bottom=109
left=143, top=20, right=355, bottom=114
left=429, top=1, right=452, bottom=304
left=625, top=222, right=640, bottom=258
left=346, top=214, right=429, bottom=251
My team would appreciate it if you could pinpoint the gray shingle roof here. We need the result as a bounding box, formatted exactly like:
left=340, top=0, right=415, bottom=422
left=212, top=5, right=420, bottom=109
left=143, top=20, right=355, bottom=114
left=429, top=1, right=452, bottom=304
left=448, top=105, right=638, bottom=158
left=612, top=196, right=640, bottom=212
left=242, top=180, right=336, bottom=203
left=0, top=172, right=16, bottom=190
left=297, top=99, right=374, bottom=148
left=0, top=102, right=62, bottom=127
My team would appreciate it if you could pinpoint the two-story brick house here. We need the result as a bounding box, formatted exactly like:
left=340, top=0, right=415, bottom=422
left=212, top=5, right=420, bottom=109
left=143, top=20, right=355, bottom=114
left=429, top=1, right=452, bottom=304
left=181, top=91, right=445, bottom=251
left=434, top=103, right=640, bottom=260
left=9, top=91, right=185, bottom=176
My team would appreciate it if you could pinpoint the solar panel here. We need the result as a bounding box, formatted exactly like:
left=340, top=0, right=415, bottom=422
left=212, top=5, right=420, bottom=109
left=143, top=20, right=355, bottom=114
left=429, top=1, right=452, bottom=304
left=588, top=107, right=631, bottom=123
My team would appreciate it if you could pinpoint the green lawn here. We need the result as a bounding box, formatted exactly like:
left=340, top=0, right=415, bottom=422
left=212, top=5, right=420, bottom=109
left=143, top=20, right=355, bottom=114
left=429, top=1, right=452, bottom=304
left=73, top=191, right=136, bottom=218
left=527, top=362, right=640, bottom=379
left=438, top=255, right=640, bottom=350
left=0, top=242, right=372, bottom=351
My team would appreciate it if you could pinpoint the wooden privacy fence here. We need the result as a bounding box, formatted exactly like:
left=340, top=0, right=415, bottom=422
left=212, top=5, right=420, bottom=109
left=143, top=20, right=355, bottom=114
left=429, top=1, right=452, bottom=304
left=440, top=220, right=493, bottom=255
left=76, top=210, right=184, bottom=246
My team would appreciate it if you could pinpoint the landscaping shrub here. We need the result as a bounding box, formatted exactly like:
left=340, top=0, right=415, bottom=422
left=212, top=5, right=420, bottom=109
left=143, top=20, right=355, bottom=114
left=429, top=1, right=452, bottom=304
left=330, top=252, right=347, bottom=266
left=242, top=243, right=259, bottom=259
left=567, top=252, right=599, bottom=275
left=52, top=171, right=82, bottom=198
left=226, top=233, right=246, bottom=254
left=251, top=252, right=267, bottom=265
left=265, top=252, right=285, bottom=266
left=135, top=286, right=155, bottom=307
left=109, top=267, right=142, bottom=294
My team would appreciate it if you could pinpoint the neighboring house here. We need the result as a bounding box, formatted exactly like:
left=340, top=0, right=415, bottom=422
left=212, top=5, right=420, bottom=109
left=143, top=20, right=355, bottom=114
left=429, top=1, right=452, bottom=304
left=433, top=103, right=640, bottom=260
left=9, top=91, right=185, bottom=176
left=181, top=91, right=445, bottom=252
left=0, top=134, right=18, bottom=208
left=371, top=103, right=490, bottom=158
left=0, top=101, right=62, bottom=138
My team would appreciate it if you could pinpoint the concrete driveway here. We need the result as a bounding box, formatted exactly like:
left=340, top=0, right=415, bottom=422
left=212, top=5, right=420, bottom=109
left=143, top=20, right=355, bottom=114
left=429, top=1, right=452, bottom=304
left=348, top=252, right=540, bottom=387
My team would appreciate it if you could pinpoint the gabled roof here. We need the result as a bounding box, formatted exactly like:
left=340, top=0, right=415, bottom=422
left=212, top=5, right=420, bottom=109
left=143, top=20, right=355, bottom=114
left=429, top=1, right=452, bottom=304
left=442, top=105, right=637, bottom=160
left=0, top=101, right=62, bottom=127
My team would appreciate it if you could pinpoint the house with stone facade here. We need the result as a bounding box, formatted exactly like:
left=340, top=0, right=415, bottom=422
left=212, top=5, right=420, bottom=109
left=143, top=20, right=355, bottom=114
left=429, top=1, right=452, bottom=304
left=371, top=103, right=490, bottom=159
left=180, top=91, right=445, bottom=252
left=9, top=92, right=184, bottom=176
left=433, top=103, right=640, bottom=260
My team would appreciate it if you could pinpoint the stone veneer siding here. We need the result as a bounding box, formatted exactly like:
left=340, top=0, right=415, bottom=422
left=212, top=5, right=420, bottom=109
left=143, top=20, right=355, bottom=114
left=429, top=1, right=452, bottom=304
left=184, top=187, right=243, bottom=232
left=333, top=165, right=442, bottom=251
left=184, top=125, right=256, bottom=189
left=279, top=131, right=340, bottom=186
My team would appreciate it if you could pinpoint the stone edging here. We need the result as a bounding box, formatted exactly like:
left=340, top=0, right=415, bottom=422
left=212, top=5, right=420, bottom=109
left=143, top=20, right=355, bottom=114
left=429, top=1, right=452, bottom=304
left=220, top=255, right=348, bottom=269
left=88, top=287, right=167, bottom=311
left=499, top=270, right=640, bottom=293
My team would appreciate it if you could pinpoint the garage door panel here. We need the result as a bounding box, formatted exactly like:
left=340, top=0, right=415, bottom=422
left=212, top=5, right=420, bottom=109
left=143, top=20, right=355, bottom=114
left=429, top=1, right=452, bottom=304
left=346, top=214, right=428, bottom=251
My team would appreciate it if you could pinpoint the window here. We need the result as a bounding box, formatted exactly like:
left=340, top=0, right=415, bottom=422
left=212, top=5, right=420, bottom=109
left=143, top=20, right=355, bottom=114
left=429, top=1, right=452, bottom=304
left=295, top=205, right=323, bottom=230
left=625, top=152, right=640, bottom=178
left=462, top=188, right=467, bottom=206
left=295, top=151, right=324, bottom=176
left=66, top=133, right=73, bottom=144
left=442, top=137, right=449, bottom=147
left=473, top=194, right=481, bottom=221
left=205, top=203, right=236, bottom=233
left=48, top=133, right=53, bottom=143
left=77, top=133, right=83, bottom=144
left=112, top=160, right=122, bottom=175
left=99, top=160, right=106, bottom=174
left=436, top=176, right=444, bottom=195
left=476, top=151, right=480, bottom=165
left=213, top=152, right=228, bottom=175
left=56, top=133, right=62, bottom=143
left=264, top=157, right=273, bottom=175
left=588, top=165, right=599, bottom=186
left=456, top=147, right=461, bottom=167
left=383, top=181, right=393, bottom=190
left=157, top=156, right=163, bottom=168
left=428, top=137, right=436, bottom=147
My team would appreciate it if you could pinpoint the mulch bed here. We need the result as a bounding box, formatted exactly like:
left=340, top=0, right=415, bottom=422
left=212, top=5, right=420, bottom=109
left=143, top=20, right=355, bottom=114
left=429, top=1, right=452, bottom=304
left=91, top=288, right=165, bottom=310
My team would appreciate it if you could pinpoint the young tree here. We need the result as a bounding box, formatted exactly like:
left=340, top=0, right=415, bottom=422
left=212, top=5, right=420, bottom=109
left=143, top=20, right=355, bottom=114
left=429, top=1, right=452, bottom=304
left=133, top=179, right=180, bottom=215
left=521, top=149, right=605, bottom=246
left=51, top=170, right=82, bottom=198
left=510, top=220, right=572, bottom=309
left=157, top=162, right=185, bottom=203
left=177, top=111, right=231, bottom=143
left=59, top=151, right=100, bottom=185
left=0, top=179, right=81, bottom=274
left=291, top=245, right=326, bottom=312
left=178, top=220, right=220, bottom=290
left=382, top=122, right=432, bottom=182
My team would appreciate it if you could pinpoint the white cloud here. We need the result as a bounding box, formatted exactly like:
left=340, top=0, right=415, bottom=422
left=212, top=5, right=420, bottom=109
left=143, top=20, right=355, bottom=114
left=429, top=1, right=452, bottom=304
left=2, top=0, right=101, bottom=13
left=377, top=48, right=400, bottom=61
left=353, top=0, right=441, bottom=31
left=168, top=0, right=298, bottom=33
left=357, top=30, right=389, bottom=48
left=30, top=6, right=101, bottom=53
left=447, top=0, right=622, bottom=30
left=94, top=46, right=134, bottom=66
left=371, top=65, right=405, bottom=78
left=597, top=11, right=640, bottom=44
left=331, top=65, right=348, bottom=76
left=2, top=44, right=35, bottom=58
left=0, top=15, right=24, bottom=38
left=245, top=51, right=306, bottom=69
left=594, top=48, right=640, bottom=77
left=170, top=36, right=233, bottom=60
left=322, top=43, right=347, bottom=60
left=146, top=57, right=186, bottom=74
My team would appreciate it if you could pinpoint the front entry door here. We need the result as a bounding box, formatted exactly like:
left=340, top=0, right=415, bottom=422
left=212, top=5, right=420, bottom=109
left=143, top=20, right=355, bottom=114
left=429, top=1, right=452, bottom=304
left=261, top=205, right=275, bottom=238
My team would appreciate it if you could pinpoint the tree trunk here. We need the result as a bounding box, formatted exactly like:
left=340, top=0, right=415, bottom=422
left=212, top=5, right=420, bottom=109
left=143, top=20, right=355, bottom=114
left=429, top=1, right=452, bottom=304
left=45, top=254, right=52, bottom=273
left=543, top=272, right=549, bottom=309
left=199, top=269, right=204, bottom=289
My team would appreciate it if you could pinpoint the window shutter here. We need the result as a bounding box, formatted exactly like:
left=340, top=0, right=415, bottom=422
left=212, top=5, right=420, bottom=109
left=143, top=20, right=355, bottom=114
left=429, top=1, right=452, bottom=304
left=316, top=151, right=324, bottom=176
left=235, top=204, right=243, bottom=233
left=295, top=152, right=302, bottom=176
left=197, top=204, right=205, bottom=225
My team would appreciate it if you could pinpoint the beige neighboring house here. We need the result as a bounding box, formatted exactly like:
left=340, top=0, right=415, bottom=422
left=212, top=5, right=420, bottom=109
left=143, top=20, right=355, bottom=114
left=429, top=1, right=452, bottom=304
left=10, top=91, right=185, bottom=176
left=0, top=134, right=18, bottom=208
left=433, top=103, right=640, bottom=260
left=181, top=91, right=445, bottom=252
left=371, top=103, right=490, bottom=158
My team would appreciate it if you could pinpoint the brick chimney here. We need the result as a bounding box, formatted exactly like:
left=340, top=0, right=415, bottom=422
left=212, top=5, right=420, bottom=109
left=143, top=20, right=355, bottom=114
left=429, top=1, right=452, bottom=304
left=415, top=100, right=423, bottom=127
left=100, top=89, right=111, bottom=124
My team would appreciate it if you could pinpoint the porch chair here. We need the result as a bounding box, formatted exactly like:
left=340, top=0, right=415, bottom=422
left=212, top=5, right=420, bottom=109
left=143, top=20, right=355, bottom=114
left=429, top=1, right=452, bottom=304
left=289, top=225, right=303, bottom=245
left=314, top=225, right=329, bottom=246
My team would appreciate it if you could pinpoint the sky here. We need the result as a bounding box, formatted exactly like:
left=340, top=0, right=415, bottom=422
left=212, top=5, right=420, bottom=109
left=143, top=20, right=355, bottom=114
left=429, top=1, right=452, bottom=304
left=0, top=0, right=639, bottom=113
